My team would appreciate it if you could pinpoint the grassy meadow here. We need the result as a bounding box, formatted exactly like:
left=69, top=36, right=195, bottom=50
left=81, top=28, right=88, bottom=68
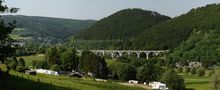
left=183, top=75, right=211, bottom=90
left=10, top=28, right=32, bottom=40
left=181, top=68, right=220, bottom=90
left=0, top=64, right=147, bottom=90
left=18, top=54, right=45, bottom=66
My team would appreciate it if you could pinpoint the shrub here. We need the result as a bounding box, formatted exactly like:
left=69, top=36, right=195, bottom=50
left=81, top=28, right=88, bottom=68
left=18, top=58, right=25, bottom=67
left=16, top=66, right=26, bottom=72
left=185, top=67, right=190, bottom=73
left=109, top=62, right=136, bottom=81
left=177, top=67, right=183, bottom=73
left=32, top=60, right=48, bottom=69
left=197, top=68, right=205, bottom=76
left=137, top=63, right=163, bottom=82
left=50, top=64, right=61, bottom=71
left=6, top=58, right=18, bottom=70
left=190, top=67, right=197, bottom=75
left=161, top=70, right=185, bottom=90
left=209, top=69, right=215, bottom=76
left=212, top=72, right=220, bottom=90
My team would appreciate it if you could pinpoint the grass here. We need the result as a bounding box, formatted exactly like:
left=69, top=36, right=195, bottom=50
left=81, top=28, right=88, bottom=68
left=0, top=64, right=147, bottom=90
left=14, top=28, right=27, bottom=31
left=181, top=67, right=220, bottom=90
left=5, top=55, right=220, bottom=90
left=10, top=28, right=32, bottom=40
left=18, top=54, right=45, bottom=66
left=182, top=74, right=211, bottom=90
left=9, top=71, right=147, bottom=90
left=10, top=34, right=32, bottom=40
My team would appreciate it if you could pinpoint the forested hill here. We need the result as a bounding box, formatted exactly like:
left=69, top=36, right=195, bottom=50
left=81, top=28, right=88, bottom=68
left=75, top=8, right=171, bottom=40
left=132, top=4, right=220, bottom=50
left=169, top=30, right=220, bottom=68
left=1, top=15, right=96, bottom=40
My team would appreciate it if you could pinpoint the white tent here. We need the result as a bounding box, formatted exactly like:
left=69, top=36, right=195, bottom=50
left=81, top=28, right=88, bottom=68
left=36, top=69, right=59, bottom=76
left=149, top=82, right=168, bottom=90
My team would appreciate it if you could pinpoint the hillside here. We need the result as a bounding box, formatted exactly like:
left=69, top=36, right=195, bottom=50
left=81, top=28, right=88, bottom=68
left=132, top=4, right=220, bottom=50
left=1, top=15, right=96, bottom=43
left=75, top=8, right=171, bottom=40
left=168, top=30, right=220, bottom=68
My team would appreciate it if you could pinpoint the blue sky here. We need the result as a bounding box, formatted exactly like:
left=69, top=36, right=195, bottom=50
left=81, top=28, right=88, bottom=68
left=5, top=0, right=220, bottom=20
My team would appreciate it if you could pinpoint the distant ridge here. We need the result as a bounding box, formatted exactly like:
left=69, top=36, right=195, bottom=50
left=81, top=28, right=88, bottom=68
left=1, top=15, right=96, bottom=40
left=75, top=8, right=171, bottom=40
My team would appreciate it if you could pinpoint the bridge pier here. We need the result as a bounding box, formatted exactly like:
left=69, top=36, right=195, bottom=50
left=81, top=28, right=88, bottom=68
left=136, top=52, right=141, bottom=58
left=119, top=52, right=123, bottom=57
left=127, top=52, right=131, bottom=58
left=145, top=52, right=149, bottom=59
left=111, top=52, right=114, bottom=58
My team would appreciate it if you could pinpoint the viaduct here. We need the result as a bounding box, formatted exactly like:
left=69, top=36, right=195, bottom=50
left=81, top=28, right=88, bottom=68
left=77, top=50, right=168, bottom=59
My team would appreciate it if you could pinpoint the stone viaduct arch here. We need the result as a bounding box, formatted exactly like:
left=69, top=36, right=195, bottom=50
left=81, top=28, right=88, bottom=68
left=77, top=50, right=168, bottom=59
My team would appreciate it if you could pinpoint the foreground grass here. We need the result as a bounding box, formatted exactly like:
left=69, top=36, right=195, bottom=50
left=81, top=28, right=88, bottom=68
left=8, top=71, right=147, bottom=90
left=5, top=75, right=71, bottom=90
left=1, top=64, right=147, bottom=90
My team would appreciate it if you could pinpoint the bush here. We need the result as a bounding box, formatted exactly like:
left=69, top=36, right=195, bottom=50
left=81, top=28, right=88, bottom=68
left=161, top=70, right=185, bottom=90
left=190, top=67, right=197, bottom=75
left=136, top=63, right=163, bottom=82
left=212, top=72, right=220, bottom=90
left=50, top=64, right=61, bottom=71
left=6, top=58, right=18, bottom=70
left=209, top=69, right=215, bottom=76
left=197, top=68, right=205, bottom=76
left=177, top=67, right=183, bottom=73
left=79, top=51, right=108, bottom=79
left=185, top=67, right=190, bottom=73
left=109, top=62, right=136, bottom=81
left=18, top=58, right=25, bottom=67
left=32, top=60, right=48, bottom=69
left=16, top=66, right=25, bottom=72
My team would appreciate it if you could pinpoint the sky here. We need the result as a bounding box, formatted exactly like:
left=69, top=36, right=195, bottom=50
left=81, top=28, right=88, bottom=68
left=5, top=0, right=220, bottom=20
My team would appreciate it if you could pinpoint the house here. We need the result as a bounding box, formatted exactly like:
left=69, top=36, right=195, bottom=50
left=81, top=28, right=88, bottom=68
left=149, top=82, right=168, bottom=90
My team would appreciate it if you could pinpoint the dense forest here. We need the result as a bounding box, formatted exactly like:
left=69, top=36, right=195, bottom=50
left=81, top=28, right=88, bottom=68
left=132, top=4, right=220, bottom=50
left=167, top=30, right=220, bottom=68
left=1, top=15, right=96, bottom=42
left=72, top=4, right=220, bottom=50
left=75, top=8, right=170, bottom=40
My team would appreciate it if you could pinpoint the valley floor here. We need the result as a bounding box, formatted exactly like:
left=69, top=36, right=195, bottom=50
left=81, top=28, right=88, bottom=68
left=3, top=55, right=219, bottom=90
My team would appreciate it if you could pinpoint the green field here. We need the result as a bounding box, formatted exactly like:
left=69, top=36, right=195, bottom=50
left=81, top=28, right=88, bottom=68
left=10, top=28, right=32, bottom=40
left=9, top=71, right=146, bottom=90
left=181, top=68, right=220, bottom=90
left=18, top=54, right=45, bottom=66
left=183, top=74, right=211, bottom=90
